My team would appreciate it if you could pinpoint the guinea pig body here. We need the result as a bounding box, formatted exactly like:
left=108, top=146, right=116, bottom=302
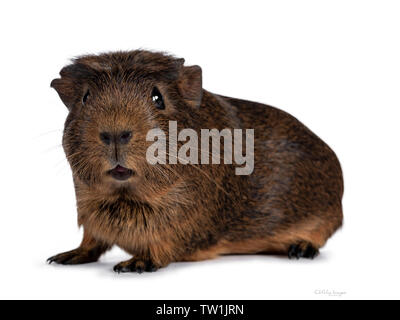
left=48, top=50, right=343, bottom=273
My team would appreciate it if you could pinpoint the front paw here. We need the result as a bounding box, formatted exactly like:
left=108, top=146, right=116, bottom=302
left=113, top=258, right=159, bottom=274
left=47, top=248, right=99, bottom=265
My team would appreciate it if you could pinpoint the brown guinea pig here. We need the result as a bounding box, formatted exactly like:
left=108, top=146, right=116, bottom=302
left=47, top=50, right=343, bottom=273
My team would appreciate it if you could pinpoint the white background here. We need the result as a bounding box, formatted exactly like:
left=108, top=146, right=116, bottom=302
left=0, top=0, right=399, bottom=300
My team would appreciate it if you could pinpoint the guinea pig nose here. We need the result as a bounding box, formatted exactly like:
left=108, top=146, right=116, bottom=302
left=99, top=132, right=112, bottom=145
left=119, top=131, right=133, bottom=144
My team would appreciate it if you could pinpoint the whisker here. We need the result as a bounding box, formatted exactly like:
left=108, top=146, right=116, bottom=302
left=34, top=129, right=63, bottom=139
left=41, top=144, right=63, bottom=154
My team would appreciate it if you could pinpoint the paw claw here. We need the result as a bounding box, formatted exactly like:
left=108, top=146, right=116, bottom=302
left=47, top=249, right=98, bottom=265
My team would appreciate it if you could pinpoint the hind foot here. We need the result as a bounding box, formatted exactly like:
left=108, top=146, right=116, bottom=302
left=288, top=242, right=319, bottom=260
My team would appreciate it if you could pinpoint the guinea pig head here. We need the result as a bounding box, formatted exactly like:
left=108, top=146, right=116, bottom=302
left=50, top=51, right=202, bottom=193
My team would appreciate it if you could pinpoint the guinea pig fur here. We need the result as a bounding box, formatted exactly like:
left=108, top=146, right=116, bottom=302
left=48, top=50, right=343, bottom=273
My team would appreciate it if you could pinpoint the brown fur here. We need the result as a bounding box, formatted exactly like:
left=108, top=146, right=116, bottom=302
left=47, top=50, right=344, bottom=272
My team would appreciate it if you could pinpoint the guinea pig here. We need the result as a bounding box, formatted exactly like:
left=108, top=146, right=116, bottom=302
left=47, top=50, right=343, bottom=273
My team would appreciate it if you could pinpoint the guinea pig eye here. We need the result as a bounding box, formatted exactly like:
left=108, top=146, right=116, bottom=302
left=82, top=90, right=90, bottom=104
left=151, top=87, right=165, bottom=110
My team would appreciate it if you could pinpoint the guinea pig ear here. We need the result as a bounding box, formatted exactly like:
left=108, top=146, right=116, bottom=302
left=177, top=65, right=203, bottom=108
left=50, top=77, right=77, bottom=109
left=50, top=64, right=91, bottom=109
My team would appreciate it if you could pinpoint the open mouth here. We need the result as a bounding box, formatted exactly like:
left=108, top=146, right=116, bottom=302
left=108, top=165, right=134, bottom=181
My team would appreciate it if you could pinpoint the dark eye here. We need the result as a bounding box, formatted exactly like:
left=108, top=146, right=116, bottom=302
left=82, top=90, right=90, bottom=104
left=151, top=87, right=165, bottom=110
